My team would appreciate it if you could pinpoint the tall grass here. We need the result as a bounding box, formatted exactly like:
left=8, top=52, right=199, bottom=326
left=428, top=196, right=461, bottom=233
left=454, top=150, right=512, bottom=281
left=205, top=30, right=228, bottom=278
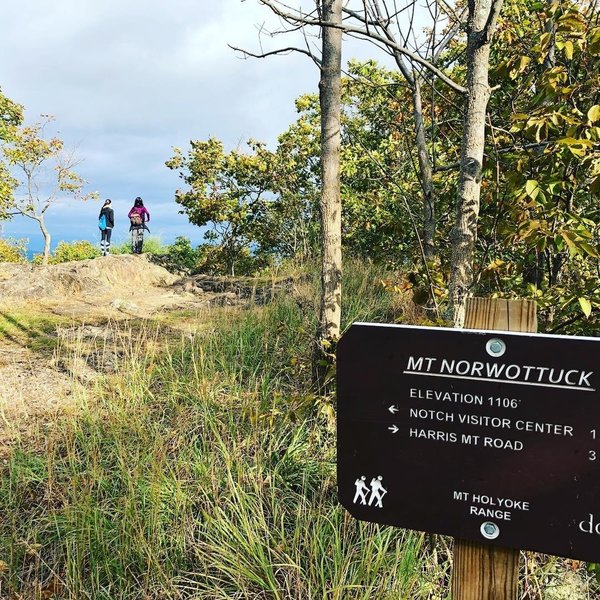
left=0, top=262, right=444, bottom=599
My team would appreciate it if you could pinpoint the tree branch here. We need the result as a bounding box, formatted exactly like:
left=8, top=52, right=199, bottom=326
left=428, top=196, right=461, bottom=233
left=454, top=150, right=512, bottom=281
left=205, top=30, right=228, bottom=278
left=433, top=7, right=467, bottom=62
left=229, top=44, right=321, bottom=67
left=258, top=0, right=466, bottom=94
left=434, top=141, right=551, bottom=172
left=482, top=0, right=505, bottom=44
left=434, top=161, right=460, bottom=172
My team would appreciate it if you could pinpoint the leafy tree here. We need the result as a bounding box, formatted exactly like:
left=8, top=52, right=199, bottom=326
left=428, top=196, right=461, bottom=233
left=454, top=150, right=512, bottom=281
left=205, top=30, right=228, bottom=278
left=174, top=0, right=598, bottom=336
left=166, top=135, right=318, bottom=275
left=0, top=88, right=23, bottom=219
left=393, top=0, right=600, bottom=333
left=167, top=61, right=436, bottom=276
left=475, top=0, right=600, bottom=332
left=167, top=137, right=277, bottom=275
left=2, top=117, right=97, bottom=265
left=0, top=89, right=23, bottom=139
left=277, top=62, right=447, bottom=275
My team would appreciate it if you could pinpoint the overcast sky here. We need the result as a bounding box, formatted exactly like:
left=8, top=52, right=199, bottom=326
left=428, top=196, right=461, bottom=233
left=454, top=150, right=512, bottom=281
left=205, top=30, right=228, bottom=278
left=0, top=1, right=309, bottom=251
left=0, top=0, right=413, bottom=253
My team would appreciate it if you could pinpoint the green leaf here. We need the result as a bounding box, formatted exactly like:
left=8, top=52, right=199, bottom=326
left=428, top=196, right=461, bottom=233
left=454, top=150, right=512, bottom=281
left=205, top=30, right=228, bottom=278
left=510, top=55, right=532, bottom=79
left=579, top=242, right=600, bottom=258
left=579, top=297, right=592, bottom=318
left=556, top=137, right=593, bottom=157
left=556, top=137, right=593, bottom=147
left=561, top=231, right=579, bottom=256
left=525, top=180, right=541, bottom=200
left=589, top=27, right=600, bottom=55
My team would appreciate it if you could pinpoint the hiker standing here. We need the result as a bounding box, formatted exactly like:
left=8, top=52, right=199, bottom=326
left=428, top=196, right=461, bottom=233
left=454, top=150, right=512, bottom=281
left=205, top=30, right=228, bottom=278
left=98, top=199, right=115, bottom=256
left=128, top=196, right=150, bottom=254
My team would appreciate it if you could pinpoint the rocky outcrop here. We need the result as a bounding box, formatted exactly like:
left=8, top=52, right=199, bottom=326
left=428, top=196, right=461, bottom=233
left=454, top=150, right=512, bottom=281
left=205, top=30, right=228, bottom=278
left=0, top=255, right=178, bottom=301
left=173, top=274, right=299, bottom=305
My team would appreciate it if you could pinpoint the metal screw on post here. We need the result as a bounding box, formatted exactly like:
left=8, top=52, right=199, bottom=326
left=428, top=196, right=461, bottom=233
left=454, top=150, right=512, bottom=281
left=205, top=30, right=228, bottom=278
left=481, top=521, right=500, bottom=540
left=486, top=338, right=506, bottom=357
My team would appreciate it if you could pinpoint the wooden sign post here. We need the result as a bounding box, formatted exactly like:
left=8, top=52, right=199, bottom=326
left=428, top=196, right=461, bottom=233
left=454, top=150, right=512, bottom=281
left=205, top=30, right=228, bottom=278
left=452, top=297, right=537, bottom=600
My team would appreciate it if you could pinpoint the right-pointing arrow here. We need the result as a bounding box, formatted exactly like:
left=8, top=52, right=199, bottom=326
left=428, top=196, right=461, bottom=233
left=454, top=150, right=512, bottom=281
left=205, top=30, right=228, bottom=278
left=388, top=425, right=399, bottom=434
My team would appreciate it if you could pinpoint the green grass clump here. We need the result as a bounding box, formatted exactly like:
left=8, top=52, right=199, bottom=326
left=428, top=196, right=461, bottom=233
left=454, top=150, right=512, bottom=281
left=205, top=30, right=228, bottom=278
left=110, top=235, right=167, bottom=256
left=0, top=261, right=443, bottom=599
left=0, top=309, right=66, bottom=353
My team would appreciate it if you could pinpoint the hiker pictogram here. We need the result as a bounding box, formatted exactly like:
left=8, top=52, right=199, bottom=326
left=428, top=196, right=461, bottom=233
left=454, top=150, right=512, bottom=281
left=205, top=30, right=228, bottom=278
left=353, top=476, right=369, bottom=505
left=368, top=476, right=387, bottom=508
left=353, top=475, right=387, bottom=508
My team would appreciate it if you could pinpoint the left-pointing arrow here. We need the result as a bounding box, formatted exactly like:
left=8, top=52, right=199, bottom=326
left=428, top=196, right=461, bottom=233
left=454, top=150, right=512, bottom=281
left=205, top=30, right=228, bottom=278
left=388, top=405, right=399, bottom=414
left=388, top=425, right=399, bottom=434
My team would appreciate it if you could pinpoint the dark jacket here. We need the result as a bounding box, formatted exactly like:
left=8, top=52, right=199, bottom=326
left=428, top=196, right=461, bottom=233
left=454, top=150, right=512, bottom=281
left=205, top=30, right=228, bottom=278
left=99, top=206, right=115, bottom=229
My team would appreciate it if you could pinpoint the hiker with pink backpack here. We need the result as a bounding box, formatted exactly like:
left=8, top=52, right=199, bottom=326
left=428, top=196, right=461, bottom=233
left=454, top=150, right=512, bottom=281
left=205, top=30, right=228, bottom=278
left=128, top=197, right=150, bottom=254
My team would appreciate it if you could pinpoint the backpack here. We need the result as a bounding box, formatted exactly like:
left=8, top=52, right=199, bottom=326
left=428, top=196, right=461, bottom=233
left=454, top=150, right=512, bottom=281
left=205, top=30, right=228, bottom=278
left=130, top=212, right=143, bottom=227
left=99, top=213, right=107, bottom=230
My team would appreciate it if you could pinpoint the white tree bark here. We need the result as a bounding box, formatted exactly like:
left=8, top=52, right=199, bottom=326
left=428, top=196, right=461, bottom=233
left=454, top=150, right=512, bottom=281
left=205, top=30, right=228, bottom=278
left=39, top=216, right=51, bottom=265
left=447, top=0, right=504, bottom=326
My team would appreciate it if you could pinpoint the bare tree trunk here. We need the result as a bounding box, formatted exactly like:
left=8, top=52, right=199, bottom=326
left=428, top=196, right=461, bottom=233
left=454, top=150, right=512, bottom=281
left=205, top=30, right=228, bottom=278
left=413, top=75, right=435, bottom=259
left=384, top=16, right=458, bottom=265
left=383, top=40, right=437, bottom=261
left=39, top=216, right=51, bottom=265
left=314, top=0, right=343, bottom=390
left=447, top=0, right=504, bottom=326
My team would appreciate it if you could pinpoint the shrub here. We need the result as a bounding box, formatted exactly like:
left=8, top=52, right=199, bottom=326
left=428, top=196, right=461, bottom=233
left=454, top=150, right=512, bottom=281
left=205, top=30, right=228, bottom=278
left=195, top=243, right=274, bottom=276
left=165, top=236, right=199, bottom=271
left=111, top=235, right=167, bottom=255
left=0, top=238, right=27, bottom=263
left=150, top=238, right=274, bottom=276
left=49, top=240, right=100, bottom=263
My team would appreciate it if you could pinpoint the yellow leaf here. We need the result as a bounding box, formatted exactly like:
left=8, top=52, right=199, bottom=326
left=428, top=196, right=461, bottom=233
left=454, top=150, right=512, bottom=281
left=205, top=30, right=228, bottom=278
left=519, top=55, right=531, bottom=71
left=588, top=105, right=600, bottom=123
left=579, top=297, right=592, bottom=318
left=564, top=40, right=574, bottom=59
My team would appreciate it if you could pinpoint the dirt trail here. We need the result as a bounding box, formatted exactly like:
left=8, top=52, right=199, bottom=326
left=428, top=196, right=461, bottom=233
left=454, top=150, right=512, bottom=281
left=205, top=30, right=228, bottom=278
left=0, top=255, right=226, bottom=455
left=0, top=255, right=299, bottom=455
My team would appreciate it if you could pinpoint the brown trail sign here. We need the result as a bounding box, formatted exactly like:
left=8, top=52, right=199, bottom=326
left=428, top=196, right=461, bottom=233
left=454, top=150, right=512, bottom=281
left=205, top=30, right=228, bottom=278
left=337, top=298, right=600, bottom=597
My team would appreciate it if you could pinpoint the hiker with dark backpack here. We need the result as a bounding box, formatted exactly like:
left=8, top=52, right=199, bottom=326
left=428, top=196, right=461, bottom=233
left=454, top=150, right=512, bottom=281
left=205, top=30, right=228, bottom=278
left=127, top=196, right=150, bottom=254
left=98, top=199, right=115, bottom=256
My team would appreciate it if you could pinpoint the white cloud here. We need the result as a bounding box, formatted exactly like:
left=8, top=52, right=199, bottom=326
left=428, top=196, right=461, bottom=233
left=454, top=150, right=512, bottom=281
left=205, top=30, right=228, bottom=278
left=0, top=0, right=422, bottom=250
